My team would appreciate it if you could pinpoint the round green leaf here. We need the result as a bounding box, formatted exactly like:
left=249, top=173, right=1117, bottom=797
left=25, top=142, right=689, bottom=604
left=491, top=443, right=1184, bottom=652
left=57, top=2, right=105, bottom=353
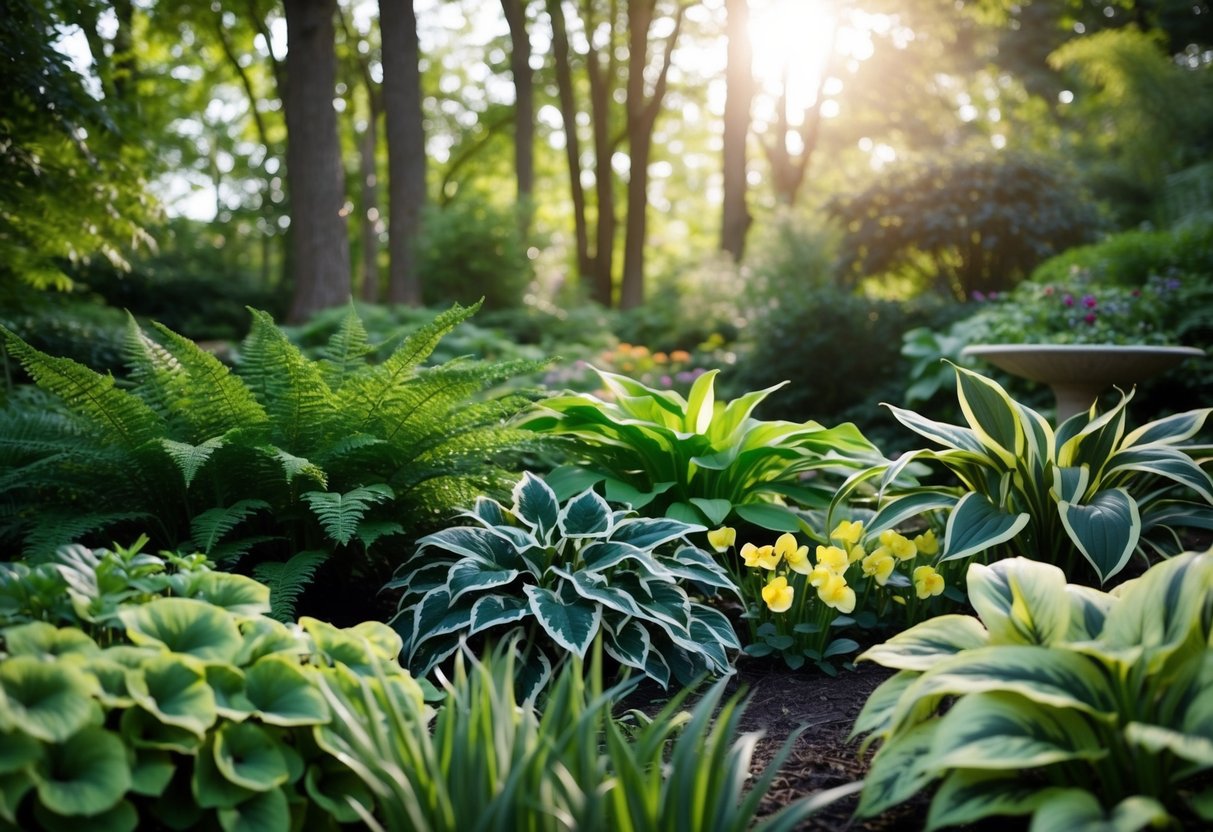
left=179, top=572, right=271, bottom=617
left=304, top=762, right=375, bottom=824
left=126, top=653, right=217, bottom=736
left=129, top=749, right=176, bottom=798
left=33, top=798, right=137, bottom=832
left=0, top=727, right=41, bottom=774
left=192, top=735, right=256, bottom=810
left=0, top=770, right=34, bottom=824
left=207, top=664, right=254, bottom=721
left=214, top=722, right=290, bottom=792
left=2, top=622, right=99, bottom=660
left=217, top=786, right=290, bottom=832
left=245, top=655, right=329, bottom=726
left=31, top=727, right=130, bottom=817
left=119, top=597, right=243, bottom=663
left=119, top=705, right=203, bottom=754
left=235, top=617, right=303, bottom=667
left=0, top=656, right=98, bottom=742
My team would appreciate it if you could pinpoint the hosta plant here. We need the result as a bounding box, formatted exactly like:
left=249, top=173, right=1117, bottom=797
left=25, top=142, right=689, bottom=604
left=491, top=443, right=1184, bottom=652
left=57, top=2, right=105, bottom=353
left=319, top=639, right=861, bottom=832
left=832, top=363, right=1212, bottom=584
left=522, top=367, right=885, bottom=534
left=0, top=539, right=429, bottom=831
left=388, top=472, right=740, bottom=690
left=851, top=551, right=1213, bottom=830
left=0, top=301, right=543, bottom=615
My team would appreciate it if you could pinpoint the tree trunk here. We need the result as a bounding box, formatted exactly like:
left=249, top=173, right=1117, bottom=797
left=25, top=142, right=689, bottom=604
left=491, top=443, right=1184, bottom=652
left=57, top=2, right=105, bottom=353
left=720, top=0, right=753, bottom=261
left=502, top=0, right=534, bottom=237
left=545, top=0, right=591, bottom=282
left=358, top=116, right=381, bottom=302
left=380, top=0, right=426, bottom=306
left=283, top=0, right=352, bottom=323
left=585, top=0, right=618, bottom=307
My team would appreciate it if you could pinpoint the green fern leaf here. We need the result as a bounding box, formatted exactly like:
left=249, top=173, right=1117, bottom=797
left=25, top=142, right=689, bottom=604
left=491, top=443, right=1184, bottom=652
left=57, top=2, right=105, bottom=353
left=210, top=535, right=282, bottom=568
left=259, top=446, right=328, bottom=488
left=253, top=550, right=329, bottom=622
left=355, top=520, right=405, bottom=550
left=159, top=436, right=225, bottom=488
left=22, top=510, right=151, bottom=562
left=189, top=499, right=271, bottom=553
left=318, top=302, right=374, bottom=389
left=301, top=484, right=393, bottom=546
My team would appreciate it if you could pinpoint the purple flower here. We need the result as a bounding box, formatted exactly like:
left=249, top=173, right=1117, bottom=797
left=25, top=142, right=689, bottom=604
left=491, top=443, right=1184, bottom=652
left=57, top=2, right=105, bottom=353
left=971, top=291, right=986, bottom=302
left=1082, top=294, right=1097, bottom=309
left=661, top=375, right=673, bottom=387
left=1166, top=277, right=1181, bottom=290
left=1063, top=294, right=1075, bottom=307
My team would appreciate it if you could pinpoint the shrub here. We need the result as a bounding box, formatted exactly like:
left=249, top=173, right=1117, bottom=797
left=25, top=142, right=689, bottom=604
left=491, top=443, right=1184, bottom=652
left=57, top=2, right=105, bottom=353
left=418, top=196, right=532, bottom=311
left=0, top=538, right=429, bottom=831
left=1030, top=218, right=1213, bottom=289
left=851, top=552, right=1213, bottom=830
left=389, top=472, right=739, bottom=691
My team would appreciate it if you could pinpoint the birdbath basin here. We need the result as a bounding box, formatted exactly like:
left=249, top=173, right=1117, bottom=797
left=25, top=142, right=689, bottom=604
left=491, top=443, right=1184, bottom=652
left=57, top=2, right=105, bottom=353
left=961, top=344, right=1205, bottom=422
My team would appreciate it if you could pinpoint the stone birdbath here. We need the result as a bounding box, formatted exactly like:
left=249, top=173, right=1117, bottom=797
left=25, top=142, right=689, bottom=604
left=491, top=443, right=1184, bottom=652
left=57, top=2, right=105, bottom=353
left=961, top=343, right=1206, bottom=422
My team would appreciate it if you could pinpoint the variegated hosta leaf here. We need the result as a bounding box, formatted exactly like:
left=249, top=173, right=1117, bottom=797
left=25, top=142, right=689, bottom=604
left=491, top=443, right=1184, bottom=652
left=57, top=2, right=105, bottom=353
left=689, top=602, right=740, bottom=651
left=865, top=490, right=958, bottom=540
left=1058, top=489, right=1140, bottom=584
left=926, top=691, right=1106, bottom=772
left=524, top=585, right=600, bottom=657
left=556, top=487, right=613, bottom=538
left=604, top=618, right=652, bottom=671
left=1100, top=551, right=1213, bottom=663
left=553, top=567, right=644, bottom=618
left=967, top=558, right=1071, bottom=646
left=858, top=615, right=990, bottom=671
left=655, top=546, right=737, bottom=592
left=927, top=770, right=1060, bottom=831
left=609, top=516, right=702, bottom=549
left=851, top=670, right=920, bottom=742
left=1028, top=790, right=1170, bottom=832
left=467, top=595, right=529, bottom=636
left=856, top=719, right=941, bottom=818
left=953, top=364, right=1025, bottom=469
left=415, top=526, right=532, bottom=570
left=1064, top=584, right=1115, bottom=642
left=941, top=492, right=1030, bottom=562
left=446, top=560, right=521, bottom=605
left=512, top=472, right=560, bottom=539
left=1104, top=446, right=1213, bottom=503
left=1051, top=465, right=1090, bottom=504
left=1121, top=407, right=1211, bottom=449
left=1123, top=721, right=1213, bottom=766
left=883, top=403, right=988, bottom=455
left=0, top=656, right=98, bottom=743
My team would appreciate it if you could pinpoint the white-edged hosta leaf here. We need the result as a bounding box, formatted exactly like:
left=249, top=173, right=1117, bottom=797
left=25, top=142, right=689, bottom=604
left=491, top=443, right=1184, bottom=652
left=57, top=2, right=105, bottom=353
left=556, top=487, right=613, bottom=537
left=856, top=719, right=940, bottom=818
left=858, top=615, right=989, bottom=671
left=1058, top=488, right=1140, bottom=584
left=1122, top=408, right=1211, bottom=449
left=927, top=770, right=1060, bottom=831
left=610, top=516, right=701, bottom=549
left=553, top=567, right=644, bottom=618
left=603, top=618, right=651, bottom=670
left=941, top=492, right=1030, bottom=562
left=580, top=540, right=656, bottom=573
left=512, top=472, right=560, bottom=538
left=656, top=546, right=737, bottom=591
left=1028, top=791, right=1170, bottom=832
left=467, top=595, right=530, bottom=636
left=954, top=364, right=1024, bottom=468
left=160, top=436, right=225, bottom=488
left=407, top=589, right=473, bottom=655
left=865, top=490, right=958, bottom=539
left=967, top=558, right=1071, bottom=646
left=1123, top=721, right=1213, bottom=766
left=416, top=526, right=530, bottom=569
left=928, top=691, right=1106, bottom=771
left=689, top=601, right=741, bottom=651
left=446, top=560, right=520, bottom=605
left=883, top=403, right=987, bottom=454
left=523, top=585, right=600, bottom=657
left=1104, top=446, right=1213, bottom=502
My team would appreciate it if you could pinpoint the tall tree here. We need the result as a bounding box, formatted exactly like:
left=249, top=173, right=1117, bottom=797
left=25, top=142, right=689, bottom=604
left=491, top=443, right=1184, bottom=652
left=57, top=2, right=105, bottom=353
left=380, top=0, right=426, bottom=306
left=546, top=0, right=593, bottom=282
left=282, top=0, right=351, bottom=322
left=502, top=0, right=535, bottom=236
left=720, top=0, right=753, bottom=260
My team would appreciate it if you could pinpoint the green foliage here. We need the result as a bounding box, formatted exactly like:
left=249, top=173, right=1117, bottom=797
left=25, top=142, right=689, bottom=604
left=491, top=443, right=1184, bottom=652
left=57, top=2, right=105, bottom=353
left=852, top=553, right=1213, bottom=829
left=523, top=367, right=886, bottom=534
left=829, top=154, right=1100, bottom=300
left=1031, top=220, right=1213, bottom=289
left=834, top=364, right=1213, bottom=584
left=418, top=196, right=532, bottom=310
left=0, top=293, right=130, bottom=376
left=0, top=537, right=429, bottom=831
left=0, top=302, right=545, bottom=609
left=389, top=473, right=739, bottom=690
left=318, top=639, right=860, bottom=832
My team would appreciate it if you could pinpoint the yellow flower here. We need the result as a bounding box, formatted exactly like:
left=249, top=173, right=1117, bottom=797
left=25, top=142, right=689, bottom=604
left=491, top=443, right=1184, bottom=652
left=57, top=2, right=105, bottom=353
left=913, top=529, right=940, bottom=557
left=862, top=548, right=896, bottom=585
left=707, top=526, right=736, bottom=553
left=879, top=530, right=917, bottom=561
left=741, top=543, right=780, bottom=570
left=775, top=533, right=810, bottom=573
left=762, top=576, right=795, bottom=613
left=913, top=565, right=945, bottom=599
left=831, top=520, right=865, bottom=547
left=814, top=545, right=849, bottom=575
left=847, top=544, right=867, bottom=564
left=808, top=565, right=832, bottom=588
left=817, top=573, right=856, bottom=614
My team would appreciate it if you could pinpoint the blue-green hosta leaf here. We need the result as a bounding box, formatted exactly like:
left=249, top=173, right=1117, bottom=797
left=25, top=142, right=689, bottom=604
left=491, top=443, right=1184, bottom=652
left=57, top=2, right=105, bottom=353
left=1029, top=791, right=1170, bottom=832
left=1051, top=466, right=1090, bottom=504
left=581, top=540, right=660, bottom=574
left=927, top=770, right=1061, bottom=831
left=213, top=722, right=290, bottom=792
left=689, top=602, right=740, bottom=651
left=858, top=615, right=989, bottom=671
left=416, top=526, right=531, bottom=569
left=557, top=487, right=614, bottom=537
left=865, top=490, right=958, bottom=540
left=1122, top=408, right=1211, bottom=449
left=554, top=567, right=644, bottom=618
left=32, top=797, right=138, bottom=832
left=609, top=516, right=701, bottom=549
left=245, top=656, right=329, bottom=726
left=127, top=653, right=217, bottom=736
left=406, top=590, right=474, bottom=658
left=635, top=581, right=692, bottom=634
left=160, top=436, right=225, bottom=488
left=120, top=597, right=243, bottom=663
left=604, top=618, right=652, bottom=671
left=2, top=622, right=98, bottom=660
left=206, top=665, right=253, bottom=720
left=856, top=719, right=940, bottom=818
left=850, top=670, right=920, bottom=741
left=1105, top=446, right=1213, bottom=502
left=895, top=646, right=1116, bottom=728
left=953, top=365, right=1025, bottom=468
left=190, top=500, right=272, bottom=554
left=512, top=472, right=560, bottom=539
left=31, top=727, right=130, bottom=817
left=1058, top=489, right=1140, bottom=584
left=656, top=546, right=738, bottom=591
left=928, top=691, right=1106, bottom=771
left=1064, top=585, right=1115, bottom=642
left=446, top=560, right=520, bottom=605
left=0, top=656, right=97, bottom=742
left=193, top=737, right=255, bottom=810
left=524, top=585, right=600, bottom=657
left=967, top=558, right=1071, bottom=646
left=468, top=594, right=530, bottom=636
left=302, top=484, right=394, bottom=546
left=689, top=497, right=732, bottom=526
left=177, top=572, right=271, bottom=617
left=1101, top=551, right=1213, bottom=663
left=941, top=492, right=1030, bottom=562
left=883, top=403, right=987, bottom=455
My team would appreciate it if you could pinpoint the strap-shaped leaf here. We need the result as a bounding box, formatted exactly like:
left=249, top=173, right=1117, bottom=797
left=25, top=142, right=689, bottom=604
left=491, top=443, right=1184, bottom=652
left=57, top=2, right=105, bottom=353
left=941, top=492, right=1030, bottom=563
left=683, top=368, right=718, bottom=434
left=523, top=585, right=600, bottom=657
left=866, top=490, right=958, bottom=539
left=1058, top=488, right=1140, bottom=584
left=1122, top=407, right=1211, bottom=449
left=967, top=558, right=1071, bottom=646
left=953, top=364, right=1024, bottom=469
left=884, top=402, right=987, bottom=455
left=1104, top=446, right=1213, bottom=503
left=511, top=472, right=560, bottom=538
left=556, top=487, right=613, bottom=538
left=858, top=615, right=989, bottom=671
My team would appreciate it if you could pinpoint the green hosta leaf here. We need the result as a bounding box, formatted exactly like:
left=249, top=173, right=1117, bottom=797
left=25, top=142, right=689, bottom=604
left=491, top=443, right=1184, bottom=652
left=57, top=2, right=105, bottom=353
left=967, top=558, right=1071, bottom=646
left=684, top=367, right=717, bottom=434
left=0, top=770, right=33, bottom=824
left=2, top=622, right=98, bottom=660
left=512, top=472, right=560, bottom=538
left=927, top=770, right=1058, bottom=831
left=343, top=620, right=403, bottom=660
left=0, top=656, right=97, bottom=742
left=447, top=560, right=521, bottom=605
left=689, top=497, right=732, bottom=526
left=666, top=501, right=705, bottom=526
left=928, top=691, right=1106, bottom=771
left=244, top=656, right=329, bottom=727
left=193, top=735, right=256, bottom=809
left=159, top=436, right=225, bottom=488
left=865, top=490, right=958, bottom=539
left=34, top=798, right=138, bottom=832
left=302, top=484, right=394, bottom=546
left=31, top=727, right=130, bottom=817
left=556, top=487, right=613, bottom=537
left=604, top=477, right=667, bottom=509
left=120, top=597, right=243, bottom=662
left=178, top=572, right=271, bottom=617
left=857, top=719, right=940, bottom=817
left=206, top=665, right=253, bottom=720
left=1029, top=791, right=1170, bottom=832
left=524, top=585, right=600, bottom=657
left=1058, top=489, right=1140, bottom=584
left=733, top=502, right=804, bottom=532
left=118, top=706, right=203, bottom=754
left=609, top=516, right=700, bottom=549
left=190, top=500, right=271, bottom=554
left=129, top=750, right=175, bottom=797
left=858, top=615, right=989, bottom=671
left=468, top=594, right=530, bottom=636
left=235, top=617, right=304, bottom=667
left=127, top=654, right=217, bottom=736
left=214, top=722, right=290, bottom=792
left=0, top=727, right=41, bottom=774
left=542, top=465, right=605, bottom=501
left=300, top=617, right=398, bottom=676
left=941, top=492, right=1030, bottom=562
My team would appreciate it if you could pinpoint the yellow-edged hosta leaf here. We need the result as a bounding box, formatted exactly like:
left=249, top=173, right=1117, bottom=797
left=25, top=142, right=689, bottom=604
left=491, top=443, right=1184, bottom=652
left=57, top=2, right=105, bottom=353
left=1028, top=790, right=1170, bottom=832
left=1101, top=551, right=1213, bottom=664
left=953, top=364, right=1024, bottom=469
left=856, top=720, right=940, bottom=818
left=941, top=492, right=1030, bottom=562
left=1058, top=489, right=1140, bottom=584
left=850, top=669, right=921, bottom=743
left=1104, top=446, right=1213, bottom=503
left=967, top=558, right=1071, bottom=646
left=1063, top=584, right=1115, bottom=642
left=927, top=770, right=1060, bottom=831
left=859, top=615, right=989, bottom=671
left=1122, top=408, right=1211, bottom=449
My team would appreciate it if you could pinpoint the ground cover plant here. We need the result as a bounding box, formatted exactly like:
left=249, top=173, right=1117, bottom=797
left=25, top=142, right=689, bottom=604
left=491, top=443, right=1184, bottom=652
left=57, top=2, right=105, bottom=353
left=0, top=302, right=544, bottom=617
left=389, top=472, right=739, bottom=691
left=851, top=551, right=1213, bottom=830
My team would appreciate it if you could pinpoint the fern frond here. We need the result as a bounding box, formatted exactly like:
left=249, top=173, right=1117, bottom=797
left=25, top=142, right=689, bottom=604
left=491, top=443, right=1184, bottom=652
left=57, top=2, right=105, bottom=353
left=159, top=436, right=225, bottom=488
left=301, top=484, right=393, bottom=546
left=189, top=499, right=271, bottom=554
left=258, top=445, right=328, bottom=488
left=210, top=535, right=282, bottom=567
left=253, top=549, right=329, bottom=622
left=354, top=520, right=405, bottom=550
left=122, top=314, right=183, bottom=422
left=22, top=510, right=152, bottom=563
left=2, top=328, right=163, bottom=452
left=318, top=302, right=374, bottom=390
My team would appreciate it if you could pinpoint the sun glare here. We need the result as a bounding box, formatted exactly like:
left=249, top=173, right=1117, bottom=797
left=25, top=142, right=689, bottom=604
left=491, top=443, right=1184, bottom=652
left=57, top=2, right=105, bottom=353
left=749, top=0, right=838, bottom=114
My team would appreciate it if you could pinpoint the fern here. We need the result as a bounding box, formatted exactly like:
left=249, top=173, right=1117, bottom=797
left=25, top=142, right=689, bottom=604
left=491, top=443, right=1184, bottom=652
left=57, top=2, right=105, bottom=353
left=22, top=510, right=151, bottom=562
left=259, top=445, right=328, bottom=488
left=253, top=550, right=329, bottom=622
left=301, top=484, right=394, bottom=546
left=189, top=499, right=271, bottom=554
left=159, top=436, right=225, bottom=488
left=317, top=302, right=375, bottom=389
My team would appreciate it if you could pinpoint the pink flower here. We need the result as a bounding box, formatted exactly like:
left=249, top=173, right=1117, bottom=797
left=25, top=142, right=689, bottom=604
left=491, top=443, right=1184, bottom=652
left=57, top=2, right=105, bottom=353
left=1084, top=313, right=1097, bottom=324
left=1063, top=294, right=1075, bottom=307
left=1082, top=294, right=1098, bottom=309
left=1043, top=286, right=1055, bottom=296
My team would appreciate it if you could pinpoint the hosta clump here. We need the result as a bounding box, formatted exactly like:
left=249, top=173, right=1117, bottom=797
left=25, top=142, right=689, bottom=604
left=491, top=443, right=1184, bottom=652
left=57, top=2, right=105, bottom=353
left=389, top=472, right=740, bottom=690
left=0, top=539, right=428, bottom=831
left=851, top=552, right=1213, bottom=830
